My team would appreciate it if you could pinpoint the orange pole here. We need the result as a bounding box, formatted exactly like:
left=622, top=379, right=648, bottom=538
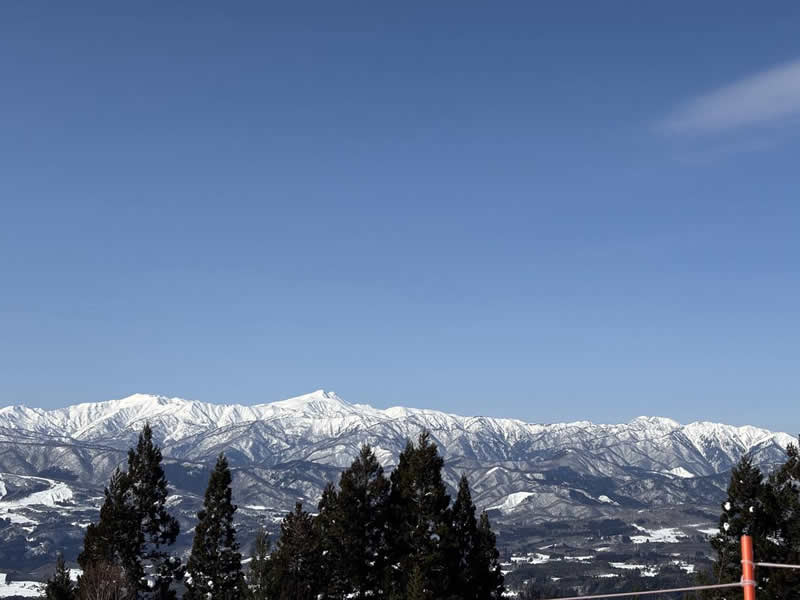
left=741, top=535, right=756, bottom=600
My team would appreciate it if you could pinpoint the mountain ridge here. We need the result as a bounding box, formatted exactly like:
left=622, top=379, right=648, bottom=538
left=0, top=390, right=793, bottom=493
left=0, top=389, right=790, bottom=446
left=0, top=389, right=796, bottom=574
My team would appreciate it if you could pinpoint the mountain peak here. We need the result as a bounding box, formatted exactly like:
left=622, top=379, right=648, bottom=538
left=629, top=416, right=682, bottom=429
left=117, top=393, right=170, bottom=405
left=267, top=389, right=357, bottom=416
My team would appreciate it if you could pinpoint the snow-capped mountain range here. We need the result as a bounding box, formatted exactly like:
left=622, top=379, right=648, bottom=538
left=0, top=390, right=795, bottom=573
left=0, top=390, right=792, bottom=475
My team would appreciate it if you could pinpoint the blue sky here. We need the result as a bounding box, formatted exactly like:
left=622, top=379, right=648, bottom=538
left=1, top=2, right=798, bottom=433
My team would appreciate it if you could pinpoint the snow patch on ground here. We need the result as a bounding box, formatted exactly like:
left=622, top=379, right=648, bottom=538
left=510, top=553, right=550, bottom=565
left=0, top=511, right=36, bottom=525
left=573, top=489, right=619, bottom=505
left=489, top=492, right=535, bottom=513
left=665, top=467, right=695, bottom=478
left=697, top=527, right=719, bottom=535
left=0, top=478, right=73, bottom=508
left=0, top=574, right=44, bottom=598
left=0, top=476, right=73, bottom=529
left=630, top=524, right=686, bottom=544
left=672, top=560, right=695, bottom=574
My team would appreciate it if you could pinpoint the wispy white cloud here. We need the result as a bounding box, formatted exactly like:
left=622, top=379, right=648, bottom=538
left=659, top=58, right=800, bottom=135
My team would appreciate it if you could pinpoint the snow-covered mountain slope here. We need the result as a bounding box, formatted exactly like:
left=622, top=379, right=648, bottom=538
left=0, top=390, right=791, bottom=474
left=0, top=390, right=792, bottom=476
left=0, top=390, right=795, bottom=573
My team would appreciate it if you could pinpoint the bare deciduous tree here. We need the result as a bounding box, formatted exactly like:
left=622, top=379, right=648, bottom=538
left=78, top=562, right=134, bottom=600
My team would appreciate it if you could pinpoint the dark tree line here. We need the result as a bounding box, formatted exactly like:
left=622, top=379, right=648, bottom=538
left=700, top=437, right=800, bottom=600
left=46, top=427, right=503, bottom=600
left=251, top=432, right=504, bottom=600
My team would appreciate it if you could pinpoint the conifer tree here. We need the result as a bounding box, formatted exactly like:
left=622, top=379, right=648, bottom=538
left=701, top=447, right=800, bottom=600
left=325, top=445, right=390, bottom=600
left=441, top=475, right=505, bottom=600
left=125, top=423, right=182, bottom=599
left=247, top=528, right=273, bottom=600
left=707, top=455, right=770, bottom=594
left=184, top=453, right=245, bottom=600
left=762, top=439, right=800, bottom=599
left=386, top=432, right=451, bottom=599
left=45, top=553, right=76, bottom=600
left=78, top=469, right=138, bottom=591
left=406, top=565, right=430, bottom=600
left=270, top=502, right=323, bottom=600
left=443, top=474, right=479, bottom=599
left=474, top=511, right=505, bottom=600
left=79, top=424, right=181, bottom=600
left=315, top=482, right=344, bottom=598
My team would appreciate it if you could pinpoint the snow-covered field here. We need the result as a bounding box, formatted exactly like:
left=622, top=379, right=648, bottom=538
left=0, top=574, right=43, bottom=598
left=0, top=474, right=74, bottom=532
left=630, top=524, right=686, bottom=544
left=510, top=552, right=551, bottom=564
left=0, top=475, right=74, bottom=510
left=0, top=569, right=80, bottom=598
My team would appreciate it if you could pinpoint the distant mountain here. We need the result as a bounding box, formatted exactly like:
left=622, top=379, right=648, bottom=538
left=0, top=390, right=794, bottom=575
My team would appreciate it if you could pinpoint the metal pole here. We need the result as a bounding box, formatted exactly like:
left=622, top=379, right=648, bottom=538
left=741, top=535, right=756, bottom=600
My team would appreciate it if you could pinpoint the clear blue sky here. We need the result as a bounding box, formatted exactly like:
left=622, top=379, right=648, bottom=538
left=1, top=2, right=798, bottom=433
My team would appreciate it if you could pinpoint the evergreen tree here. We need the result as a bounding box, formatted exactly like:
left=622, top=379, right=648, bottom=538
left=269, top=502, right=323, bottom=600
left=247, top=528, right=273, bottom=600
left=45, top=553, right=76, bottom=600
left=185, top=453, right=245, bottom=600
left=406, top=565, right=430, bottom=600
left=762, top=439, right=800, bottom=599
left=474, top=511, right=505, bottom=600
left=323, top=445, right=390, bottom=600
left=702, top=445, right=800, bottom=600
left=79, top=424, right=181, bottom=600
left=706, top=455, right=771, bottom=595
left=78, top=469, right=138, bottom=592
left=386, top=432, right=451, bottom=599
left=315, top=482, right=344, bottom=599
left=125, top=423, right=182, bottom=599
left=443, top=474, right=479, bottom=599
